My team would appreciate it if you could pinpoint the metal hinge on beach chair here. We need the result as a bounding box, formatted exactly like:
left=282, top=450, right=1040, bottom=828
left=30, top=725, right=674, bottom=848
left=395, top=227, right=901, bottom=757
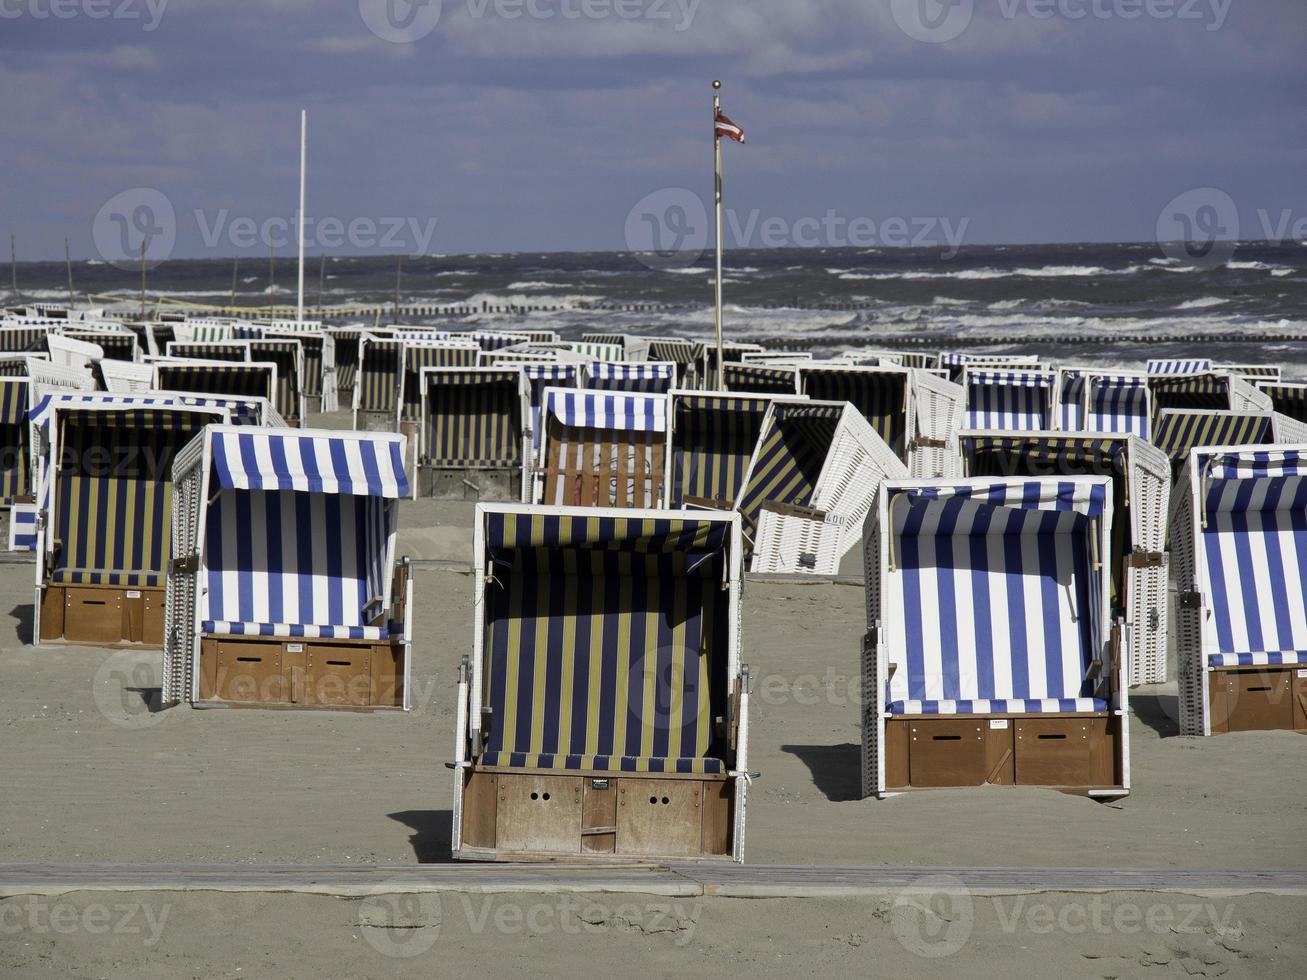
left=1125, top=549, right=1166, bottom=569
left=171, top=554, right=199, bottom=574
left=1178, top=591, right=1203, bottom=610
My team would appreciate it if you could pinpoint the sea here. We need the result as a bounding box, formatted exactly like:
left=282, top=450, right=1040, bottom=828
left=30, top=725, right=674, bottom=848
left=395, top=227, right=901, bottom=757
left=8, top=241, right=1307, bottom=377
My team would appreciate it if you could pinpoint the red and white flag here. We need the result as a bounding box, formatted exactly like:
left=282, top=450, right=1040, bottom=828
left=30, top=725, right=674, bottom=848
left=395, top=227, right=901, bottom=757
left=715, top=109, right=744, bottom=144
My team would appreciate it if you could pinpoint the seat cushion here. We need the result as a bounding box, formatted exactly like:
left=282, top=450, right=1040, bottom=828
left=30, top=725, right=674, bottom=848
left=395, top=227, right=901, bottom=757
left=202, top=620, right=389, bottom=640
left=52, top=569, right=164, bottom=588
left=478, top=752, right=724, bottom=775
left=1207, top=650, right=1307, bottom=668
left=888, top=698, right=1108, bottom=716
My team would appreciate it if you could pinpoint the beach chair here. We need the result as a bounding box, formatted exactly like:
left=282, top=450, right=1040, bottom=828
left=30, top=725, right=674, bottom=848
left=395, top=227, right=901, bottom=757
left=722, top=362, right=800, bottom=395
left=166, top=340, right=250, bottom=362
left=961, top=431, right=1172, bottom=686
left=862, top=476, right=1127, bottom=797
left=799, top=364, right=966, bottom=478
left=0, top=324, right=50, bottom=354
left=154, top=360, right=279, bottom=409
left=741, top=350, right=814, bottom=365
left=1149, top=371, right=1272, bottom=419
left=64, top=329, right=139, bottom=365
left=1256, top=381, right=1307, bottom=423
left=161, top=426, right=413, bottom=711
left=1172, top=445, right=1307, bottom=735
left=535, top=389, right=668, bottom=508
left=249, top=339, right=304, bottom=426
left=452, top=504, right=751, bottom=861
left=416, top=366, right=529, bottom=501
left=269, top=330, right=335, bottom=413
left=0, top=378, right=33, bottom=550
left=1058, top=370, right=1152, bottom=440
left=962, top=367, right=1058, bottom=433
left=667, top=389, right=805, bottom=511
left=646, top=338, right=699, bottom=387
left=329, top=329, right=363, bottom=404
left=33, top=400, right=228, bottom=647
left=737, top=400, right=908, bottom=574
left=520, top=364, right=578, bottom=472
left=695, top=341, right=764, bottom=391
left=1214, top=364, right=1281, bottom=383
left=352, top=335, right=478, bottom=432
left=1152, top=409, right=1307, bottom=481
left=582, top=361, right=676, bottom=394
left=567, top=341, right=625, bottom=363
left=940, top=352, right=1041, bottom=383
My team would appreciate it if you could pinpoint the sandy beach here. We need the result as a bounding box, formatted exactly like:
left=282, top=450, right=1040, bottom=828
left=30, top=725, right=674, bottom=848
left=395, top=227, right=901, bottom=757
left=1, top=453, right=1305, bottom=977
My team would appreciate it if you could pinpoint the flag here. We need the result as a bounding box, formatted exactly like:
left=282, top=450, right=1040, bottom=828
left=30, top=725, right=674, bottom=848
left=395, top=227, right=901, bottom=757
left=715, top=109, right=744, bottom=144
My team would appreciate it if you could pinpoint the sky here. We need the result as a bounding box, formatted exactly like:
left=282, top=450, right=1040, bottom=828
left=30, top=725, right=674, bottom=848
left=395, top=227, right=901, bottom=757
left=1, top=0, right=1304, bottom=261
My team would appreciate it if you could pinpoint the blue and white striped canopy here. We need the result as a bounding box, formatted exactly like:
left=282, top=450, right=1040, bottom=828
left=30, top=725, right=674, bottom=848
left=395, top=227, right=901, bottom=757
left=209, top=426, right=409, bottom=497
left=543, top=388, right=667, bottom=433
left=966, top=370, right=1056, bottom=431
left=29, top=392, right=194, bottom=429
left=586, top=362, right=675, bottom=381
left=1148, top=358, right=1212, bottom=376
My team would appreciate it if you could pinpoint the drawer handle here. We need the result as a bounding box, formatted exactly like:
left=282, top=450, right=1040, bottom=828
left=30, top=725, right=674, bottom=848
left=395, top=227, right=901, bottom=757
left=235, top=657, right=263, bottom=664
left=1037, top=733, right=1067, bottom=740
left=326, top=660, right=352, bottom=667
left=1247, top=686, right=1271, bottom=693
left=932, top=734, right=962, bottom=742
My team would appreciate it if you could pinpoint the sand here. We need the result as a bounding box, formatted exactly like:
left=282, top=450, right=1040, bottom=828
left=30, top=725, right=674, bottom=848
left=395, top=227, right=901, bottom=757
left=1, top=489, right=1305, bottom=977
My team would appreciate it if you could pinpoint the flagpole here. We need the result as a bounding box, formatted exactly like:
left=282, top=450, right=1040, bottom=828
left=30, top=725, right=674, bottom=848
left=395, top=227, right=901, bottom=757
left=712, top=80, right=724, bottom=391
left=297, top=108, right=307, bottom=325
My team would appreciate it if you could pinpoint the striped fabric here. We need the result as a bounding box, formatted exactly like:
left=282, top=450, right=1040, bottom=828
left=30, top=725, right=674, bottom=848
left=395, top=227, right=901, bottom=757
left=965, top=371, right=1055, bottom=431
left=570, top=342, right=624, bottom=362
left=544, top=389, right=666, bottom=433
left=647, top=340, right=697, bottom=384
left=8, top=503, right=36, bottom=551
left=584, top=361, right=675, bottom=394
left=1086, top=375, right=1150, bottom=438
left=209, top=427, right=410, bottom=497
left=203, top=489, right=392, bottom=636
left=0, top=327, right=47, bottom=352
left=332, top=332, right=362, bottom=391
left=479, top=511, right=730, bottom=773
left=471, top=331, right=532, bottom=352
left=167, top=342, right=247, bottom=362
left=1060, top=371, right=1085, bottom=431
left=736, top=402, right=841, bottom=543
left=801, top=367, right=908, bottom=458
left=1218, top=364, right=1281, bottom=381
left=250, top=340, right=302, bottom=420
left=1258, top=383, right=1307, bottom=423
left=0, top=380, right=30, bottom=504
left=77, top=333, right=136, bottom=362
left=961, top=435, right=1129, bottom=609
left=423, top=369, right=522, bottom=467
left=1150, top=374, right=1230, bottom=413
left=889, top=698, right=1106, bottom=715
left=896, top=352, right=939, bottom=370
left=1153, top=411, right=1272, bottom=468
left=523, top=365, right=577, bottom=452
left=357, top=340, right=403, bottom=413
left=294, top=335, right=325, bottom=398
left=723, top=363, right=798, bottom=395
left=671, top=394, right=769, bottom=508
left=1148, top=358, right=1212, bottom=376
left=50, top=409, right=215, bottom=586
left=156, top=364, right=273, bottom=402
left=403, top=345, right=478, bottom=420
left=885, top=480, right=1108, bottom=715
left=1199, top=449, right=1307, bottom=667
left=581, top=333, right=626, bottom=348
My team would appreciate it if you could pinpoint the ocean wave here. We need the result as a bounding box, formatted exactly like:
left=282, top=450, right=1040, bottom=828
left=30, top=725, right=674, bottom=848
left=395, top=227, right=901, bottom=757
left=1175, top=297, right=1227, bottom=310
left=507, top=281, right=565, bottom=290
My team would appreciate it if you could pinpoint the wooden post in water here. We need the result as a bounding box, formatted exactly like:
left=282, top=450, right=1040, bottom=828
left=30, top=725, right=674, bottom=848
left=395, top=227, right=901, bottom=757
left=65, top=238, right=75, bottom=306
left=229, top=256, right=239, bottom=309
left=268, top=243, right=275, bottom=312
left=317, top=254, right=326, bottom=316
left=9, top=234, right=17, bottom=303
left=393, top=254, right=403, bottom=322
left=139, top=240, right=147, bottom=319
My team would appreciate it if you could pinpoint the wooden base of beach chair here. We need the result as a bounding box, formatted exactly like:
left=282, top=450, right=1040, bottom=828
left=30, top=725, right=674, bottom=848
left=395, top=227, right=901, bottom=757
left=455, top=766, right=735, bottom=862
left=194, top=635, right=405, bottom=710
left=357, top=410, right=395, bottom=433
left=1207, top=666, right=1307, bottom=734
left=38, top=585, right=165, bottom=647
left=419, top=465, right=521, bottom=502
left=883, top=714, right=1123, bottom=795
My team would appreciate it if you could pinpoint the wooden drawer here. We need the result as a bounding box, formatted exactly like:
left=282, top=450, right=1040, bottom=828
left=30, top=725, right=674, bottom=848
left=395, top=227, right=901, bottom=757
left=907, top=718, right=988, bottom=787
left=1014, top=718, right=1101, bottom=786
left=304, top=645, right=371, bottom=706
left=1216, top=670, right=1294, bottom=732
left=63, top=587, right=125, bottom=645
left=215, top=641, right=284, bottom=703
left=494, top=774, right=582, bottom=854
left=616, top=779, right=703, bottom=857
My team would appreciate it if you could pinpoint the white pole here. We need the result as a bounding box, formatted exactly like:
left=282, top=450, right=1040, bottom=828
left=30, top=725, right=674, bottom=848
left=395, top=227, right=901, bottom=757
left=712, top=80, right=724, bottom=391
left=297, top=108, right=307, bottom=324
